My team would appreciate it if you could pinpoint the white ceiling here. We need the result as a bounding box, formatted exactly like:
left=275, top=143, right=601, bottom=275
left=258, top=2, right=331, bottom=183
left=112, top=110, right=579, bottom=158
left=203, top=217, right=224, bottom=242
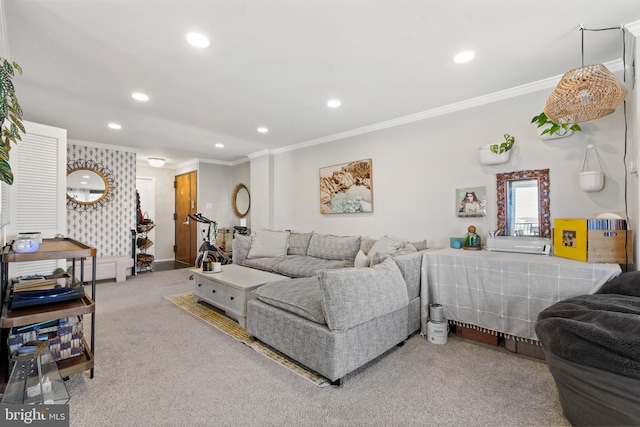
left=2, top=0, right=640, bottom=167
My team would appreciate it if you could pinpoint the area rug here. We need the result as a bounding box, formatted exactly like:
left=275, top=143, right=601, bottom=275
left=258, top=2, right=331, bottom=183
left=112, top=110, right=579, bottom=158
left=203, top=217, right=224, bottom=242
left=165, top=292, right=332, bottom=387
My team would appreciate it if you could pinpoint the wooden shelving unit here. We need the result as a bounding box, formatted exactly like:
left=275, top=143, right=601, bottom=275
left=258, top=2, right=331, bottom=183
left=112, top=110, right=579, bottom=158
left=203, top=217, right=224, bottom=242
left=0, top=238, right=97, bottom=393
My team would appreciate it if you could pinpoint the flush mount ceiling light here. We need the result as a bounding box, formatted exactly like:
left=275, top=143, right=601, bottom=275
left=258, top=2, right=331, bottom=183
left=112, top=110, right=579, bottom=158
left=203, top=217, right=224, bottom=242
left=186, top=32, right=210, bottom=48
left=544, top=26, right=627, bottom=124
left=107, top=123, right=122, bottom=130
left=148, top=158, right=166, bottom=167
left=453, top=51, right=475, bottom=64
left=132, top=92, right=149, bottom=101
left=327, top=99, right=342, bottom=108
left=257, top=127, right=269, bottom=133
left=215, top=143, right=224, bottom=148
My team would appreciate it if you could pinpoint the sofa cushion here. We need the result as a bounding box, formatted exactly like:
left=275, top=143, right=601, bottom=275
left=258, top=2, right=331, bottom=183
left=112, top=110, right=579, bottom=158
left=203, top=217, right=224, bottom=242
left=242, top=256, right=294, bottom=273
left=254, top=277, right=326, bottom=324
left=372, top=250, right=424, bottom=300
left=319, top=258, right=409, bottom=331
left=287, top=232, right=313, bottom=256
left=272, top=256, right=353, bottom=278
left=307, top=233, right=361, bottom=261
left=247, top=230, right=290, bottom=259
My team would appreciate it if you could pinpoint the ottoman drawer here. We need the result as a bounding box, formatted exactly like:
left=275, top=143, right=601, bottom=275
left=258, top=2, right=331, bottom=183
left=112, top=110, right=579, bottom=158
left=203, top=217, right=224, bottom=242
left=194, top=278, right=225, bottom=306
left=225, top=286, right=245, bottom=314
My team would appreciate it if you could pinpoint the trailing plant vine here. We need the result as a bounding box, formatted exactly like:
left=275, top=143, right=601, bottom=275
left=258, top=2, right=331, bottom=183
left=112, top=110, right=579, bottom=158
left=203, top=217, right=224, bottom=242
left=0, top=57, right=25, bottom=185
left=490, top=133, right=515, bottom=154
left=531, top=112, right=581, bottom=137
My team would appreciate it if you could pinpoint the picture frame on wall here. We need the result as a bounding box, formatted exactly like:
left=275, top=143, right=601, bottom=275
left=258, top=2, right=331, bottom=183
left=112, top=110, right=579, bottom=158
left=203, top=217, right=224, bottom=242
left=456, top=186, right=487, bottom=218
left=320, top=159, right=373, bottom=214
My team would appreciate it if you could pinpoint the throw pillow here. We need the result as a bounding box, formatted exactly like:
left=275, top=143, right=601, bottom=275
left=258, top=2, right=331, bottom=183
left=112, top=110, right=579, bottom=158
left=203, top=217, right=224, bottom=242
left=247, top=229, right=290, bottom=259
left=320, top=258, right=409, bottom=331
left=354, top=249, right=370, bottom=268
left=287, top=232, right=313, bottom=256
left=306, top=233, right=361, bottom=261
left=367, top=235, right=404, bottom=263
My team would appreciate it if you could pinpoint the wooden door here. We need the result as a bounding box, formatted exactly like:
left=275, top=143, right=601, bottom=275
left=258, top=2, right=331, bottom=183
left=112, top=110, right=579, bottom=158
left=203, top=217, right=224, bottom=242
left=175, top=171, right=197, bottom=265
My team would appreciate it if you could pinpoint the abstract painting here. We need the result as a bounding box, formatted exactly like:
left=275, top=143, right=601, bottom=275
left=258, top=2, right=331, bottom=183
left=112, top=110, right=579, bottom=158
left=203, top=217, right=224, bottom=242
left=320, top=159, right=373, bottom=214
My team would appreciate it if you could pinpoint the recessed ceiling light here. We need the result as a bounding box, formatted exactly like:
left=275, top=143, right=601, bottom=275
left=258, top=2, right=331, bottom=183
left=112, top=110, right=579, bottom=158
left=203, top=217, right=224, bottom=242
left=132, top=92, right=149, bottom=101
left=257, top=127, right=269, bottom=133
left=453, top=51, right=475, bottom=64
left=108, top=123, right=122, bottom=130
left=327, top=99, right=342, bottom=108
left=186, top=32, right=210, bottom=48
left=215, top=143, right=224, bottom=148
left=80, top=181, right=87, bottom=185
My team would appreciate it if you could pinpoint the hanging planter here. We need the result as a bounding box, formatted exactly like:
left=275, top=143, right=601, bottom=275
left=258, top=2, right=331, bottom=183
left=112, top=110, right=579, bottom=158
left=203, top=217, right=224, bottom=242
left=579, top=144, right=605, bottom=192
left=531, top=112, right=581, bottom=141
left=479, top=134, right=514, bottom=166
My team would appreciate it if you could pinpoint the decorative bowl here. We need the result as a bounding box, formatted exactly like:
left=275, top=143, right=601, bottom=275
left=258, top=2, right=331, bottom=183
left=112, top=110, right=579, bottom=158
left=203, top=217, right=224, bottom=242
left=13, top=238, right=40, bottom=253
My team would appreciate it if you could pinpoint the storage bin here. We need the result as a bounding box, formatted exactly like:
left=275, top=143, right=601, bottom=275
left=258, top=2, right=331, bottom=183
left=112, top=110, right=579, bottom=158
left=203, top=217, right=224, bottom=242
left=553, top=218, right=632, bottom=264
left=7, top=317, right=84, bottom=370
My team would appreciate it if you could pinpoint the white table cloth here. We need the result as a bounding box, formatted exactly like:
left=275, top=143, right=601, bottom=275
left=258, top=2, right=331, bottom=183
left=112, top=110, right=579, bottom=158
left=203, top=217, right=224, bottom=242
left=420, top=248, right=621, bottom=341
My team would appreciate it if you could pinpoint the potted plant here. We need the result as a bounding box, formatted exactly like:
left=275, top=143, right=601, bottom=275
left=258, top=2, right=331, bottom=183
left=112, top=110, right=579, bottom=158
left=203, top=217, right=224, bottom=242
left=0, top=57, right=25, bottom=185
left=531, top=112, right=581, bottom=139
left=479, top=133, right=515, bottom=165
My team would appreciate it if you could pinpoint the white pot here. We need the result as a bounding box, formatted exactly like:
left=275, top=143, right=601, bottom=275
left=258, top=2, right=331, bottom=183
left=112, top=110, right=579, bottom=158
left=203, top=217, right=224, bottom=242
left=479, top=146, right=510, bottom=165
left=579, top=170, right=605, bottom=192
left=538, top=124, right=574, bottom=140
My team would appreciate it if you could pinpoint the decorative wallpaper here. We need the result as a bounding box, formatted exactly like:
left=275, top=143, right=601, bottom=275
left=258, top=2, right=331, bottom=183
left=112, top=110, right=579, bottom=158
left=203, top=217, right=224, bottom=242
left=67, top=143, right=136, bottom=257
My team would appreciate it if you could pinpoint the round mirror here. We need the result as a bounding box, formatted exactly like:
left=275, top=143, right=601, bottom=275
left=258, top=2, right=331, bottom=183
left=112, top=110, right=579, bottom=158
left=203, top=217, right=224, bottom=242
left=66, top=159, right=116, bottom=210
left=67, top=168, right=108, bottom=204
left=232, top=184, right=250, bottom=217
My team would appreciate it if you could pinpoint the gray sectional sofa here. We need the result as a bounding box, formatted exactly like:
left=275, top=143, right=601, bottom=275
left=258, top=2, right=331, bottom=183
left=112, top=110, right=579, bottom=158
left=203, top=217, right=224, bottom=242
left=232, top=230, right=427, bottom=384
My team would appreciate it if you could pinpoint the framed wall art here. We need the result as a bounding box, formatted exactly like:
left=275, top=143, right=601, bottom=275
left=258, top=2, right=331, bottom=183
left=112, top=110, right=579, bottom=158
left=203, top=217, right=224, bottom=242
left=320, top=159, right=373, bottom=214
left=456, top=186, right=487, bottom=218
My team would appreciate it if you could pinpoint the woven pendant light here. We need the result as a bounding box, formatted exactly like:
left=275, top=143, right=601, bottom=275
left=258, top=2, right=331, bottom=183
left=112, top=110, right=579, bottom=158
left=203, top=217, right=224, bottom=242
left=544, top=63, right=627, bottom=124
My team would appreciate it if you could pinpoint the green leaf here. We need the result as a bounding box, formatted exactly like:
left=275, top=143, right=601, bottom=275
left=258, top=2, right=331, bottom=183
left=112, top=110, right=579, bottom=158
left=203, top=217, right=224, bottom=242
left=12, top=62, right=22, bottom=75
left=489, top=144, right=499, bottom=154
left=0, top=159, right=14, bottom=185
left=2, top=59, right=12, bottom=77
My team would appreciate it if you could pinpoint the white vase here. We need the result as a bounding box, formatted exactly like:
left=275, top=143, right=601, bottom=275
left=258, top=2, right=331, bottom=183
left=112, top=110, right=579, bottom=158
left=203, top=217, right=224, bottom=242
left=478, top=146, right=510, bottom=165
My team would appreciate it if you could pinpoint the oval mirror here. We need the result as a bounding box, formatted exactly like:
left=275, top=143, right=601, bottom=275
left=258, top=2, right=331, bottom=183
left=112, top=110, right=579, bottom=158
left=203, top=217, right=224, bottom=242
left=67, top=168, right=108, bottom=204
left=232, top=184, right=251, bottom=217
left=496, top=169, right=550, bottom=238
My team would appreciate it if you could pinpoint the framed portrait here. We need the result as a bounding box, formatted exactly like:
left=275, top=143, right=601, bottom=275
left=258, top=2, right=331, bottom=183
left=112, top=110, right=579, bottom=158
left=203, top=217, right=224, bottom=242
left=456, top=186, right=487, bottom=218
left=320, top=159, right=373, bottom=214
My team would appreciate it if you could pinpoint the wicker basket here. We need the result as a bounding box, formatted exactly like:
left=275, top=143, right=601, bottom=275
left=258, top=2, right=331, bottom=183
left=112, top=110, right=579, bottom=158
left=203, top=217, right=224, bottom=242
left=136, top=253, right=155, bottom=265
left=137, top=224, right=155, bottom=233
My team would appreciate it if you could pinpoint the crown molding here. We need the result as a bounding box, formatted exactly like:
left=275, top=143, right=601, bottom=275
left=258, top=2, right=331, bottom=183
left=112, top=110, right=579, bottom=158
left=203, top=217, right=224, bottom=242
left=269, top=60, right=623, bottom=156
left=68, top=138, right=137, bottom=153
left=247, top=149, right=274, bottom=160
left=624, top=20, right=640, bottom=36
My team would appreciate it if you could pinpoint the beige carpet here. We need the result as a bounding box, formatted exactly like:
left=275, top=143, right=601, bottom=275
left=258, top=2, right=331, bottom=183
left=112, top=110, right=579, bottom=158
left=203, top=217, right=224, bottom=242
left=165, top=292, right=332, bottom=387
